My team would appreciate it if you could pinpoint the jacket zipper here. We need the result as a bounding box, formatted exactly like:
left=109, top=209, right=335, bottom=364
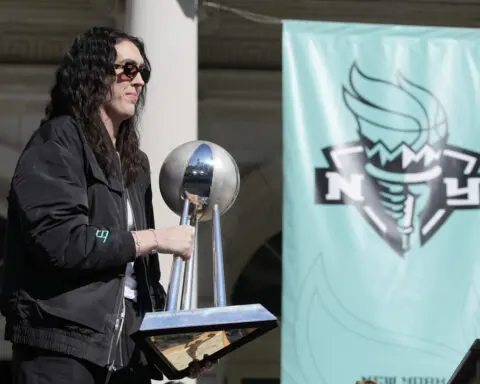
left=105, top=154, right=129, bottom=372
left=106, top=283, right=126, bottom=370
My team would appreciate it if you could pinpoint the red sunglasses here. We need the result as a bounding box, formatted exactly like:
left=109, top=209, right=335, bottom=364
left=114, top=60, right=151, bottom=83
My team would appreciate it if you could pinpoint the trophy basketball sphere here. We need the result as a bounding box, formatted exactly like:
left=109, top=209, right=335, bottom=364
left=159, top=140, right=241, bottom=222
left=132, top=140, right=278, bottom=380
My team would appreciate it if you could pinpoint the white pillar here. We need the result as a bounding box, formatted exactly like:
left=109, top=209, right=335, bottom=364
left=125, top=1, right=198, bottom=383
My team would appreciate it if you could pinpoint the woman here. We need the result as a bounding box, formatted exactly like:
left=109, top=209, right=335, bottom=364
left=0, top=26, right=201, bottom=384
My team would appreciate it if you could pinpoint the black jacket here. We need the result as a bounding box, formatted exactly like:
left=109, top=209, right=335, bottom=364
left=0, top=115, right=166, bottom=372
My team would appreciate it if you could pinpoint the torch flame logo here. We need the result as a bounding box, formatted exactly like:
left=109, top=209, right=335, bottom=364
left=342, top=63, right=449, bottom=253
left=343, top=63, right=448, bottom=153
left=315, top=62, right=480, bottom=257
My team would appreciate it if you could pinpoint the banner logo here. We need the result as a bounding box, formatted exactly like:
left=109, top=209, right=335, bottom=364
left=315, top=63, right=480, bottom=256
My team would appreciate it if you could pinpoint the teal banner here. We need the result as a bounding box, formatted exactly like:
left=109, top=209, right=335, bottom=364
left=282, top=20, right=480, bottom=384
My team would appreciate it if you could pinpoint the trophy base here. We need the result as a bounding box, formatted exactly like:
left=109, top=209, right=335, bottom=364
left=132, top=303, right=279, bottom=380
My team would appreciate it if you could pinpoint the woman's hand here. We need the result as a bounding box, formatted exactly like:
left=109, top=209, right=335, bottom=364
left=131, top=225, right=194, bottom=259
left=187, top=355, right=218, bottom=379
left=154, top=225, right=195, bottom=260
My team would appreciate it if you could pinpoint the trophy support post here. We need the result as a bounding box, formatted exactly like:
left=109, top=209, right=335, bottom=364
left=166, top=198, right=191, bottom=312
left=132, top=141, right=279, bottom=380
left=213, top=203, right=227, bottom=307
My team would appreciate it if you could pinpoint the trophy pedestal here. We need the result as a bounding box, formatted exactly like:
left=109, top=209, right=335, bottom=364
left=448, top=340, right=480, bottom=384
left=133, top=304, right=278, bottom=380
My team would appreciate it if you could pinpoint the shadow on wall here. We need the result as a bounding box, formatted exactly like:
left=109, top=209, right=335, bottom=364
left=176, top=0, right=196, bottom=19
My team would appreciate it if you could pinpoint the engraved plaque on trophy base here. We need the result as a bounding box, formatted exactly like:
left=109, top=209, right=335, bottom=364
left=133, top=304, right=278, bottom=380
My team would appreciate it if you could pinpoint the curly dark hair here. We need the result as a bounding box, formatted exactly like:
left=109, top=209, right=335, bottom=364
left=43, top=26, right=150, bottom=185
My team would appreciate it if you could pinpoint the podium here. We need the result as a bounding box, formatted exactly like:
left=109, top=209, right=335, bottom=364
left=448, top=340, right=480, bottom=384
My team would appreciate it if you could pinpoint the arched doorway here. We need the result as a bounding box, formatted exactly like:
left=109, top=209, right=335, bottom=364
left=224, top=232, right=282, bottom=384
left=231, top=232, right=282, bottom=318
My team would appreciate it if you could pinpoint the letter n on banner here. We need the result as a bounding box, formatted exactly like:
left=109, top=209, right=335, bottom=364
left=282, top=20, right=480, bottom=384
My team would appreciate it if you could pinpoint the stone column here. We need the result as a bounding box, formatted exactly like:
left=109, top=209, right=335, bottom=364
left=125, top=1, right=198, bottom=383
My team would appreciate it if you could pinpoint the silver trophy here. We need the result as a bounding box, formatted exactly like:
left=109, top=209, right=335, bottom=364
left=133, top=141, right=278, bottom=380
